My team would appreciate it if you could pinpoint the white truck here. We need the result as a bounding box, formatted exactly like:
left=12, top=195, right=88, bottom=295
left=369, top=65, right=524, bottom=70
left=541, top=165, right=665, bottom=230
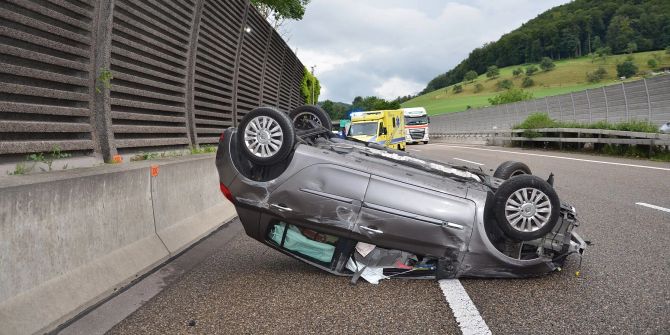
left=402, top=107, right=430, bottom=144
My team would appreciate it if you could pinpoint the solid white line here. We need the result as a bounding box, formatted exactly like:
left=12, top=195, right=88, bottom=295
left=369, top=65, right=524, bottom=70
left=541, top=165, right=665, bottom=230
left=438, top=279, right=492, bottom=335
left=636, top=202, right=670, bottom=213
left=453, top=157, right=485, bottom=166
left=439, top=145, right=670, bottom=171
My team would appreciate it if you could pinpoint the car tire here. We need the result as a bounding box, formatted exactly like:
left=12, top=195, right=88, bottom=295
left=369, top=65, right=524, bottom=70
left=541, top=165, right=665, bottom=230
left=493, top=161, right=532, bottom=179
left=237, top=107, right=295, bottom=166
left=289, top=105, right=332, bottom=131
left=423, top=141, right=429, bottom=145
left=493, top=175, right=560, bottom=241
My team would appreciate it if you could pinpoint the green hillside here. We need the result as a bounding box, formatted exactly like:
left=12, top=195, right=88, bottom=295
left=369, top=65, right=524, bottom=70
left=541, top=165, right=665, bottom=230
left=402, top=50, right=670, bottom=115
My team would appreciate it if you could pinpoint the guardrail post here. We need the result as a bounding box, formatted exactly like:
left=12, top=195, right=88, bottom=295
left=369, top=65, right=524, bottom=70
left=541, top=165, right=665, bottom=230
left=570, top=92, right=576, bottom=121
left=586, top=89, right=592, bottom=123
left=185, top=0, right=205, bottom=148
left=643, top=78, right=652, bottom=122
left=544, top=97, right=549, bottom=113
left=91, top=0, right=117, bottom=161
left=231, top=1, right=252, bottom=126
left=603, top=86, right=609, bottom=122
left=622, top=82, right=629, bottom=121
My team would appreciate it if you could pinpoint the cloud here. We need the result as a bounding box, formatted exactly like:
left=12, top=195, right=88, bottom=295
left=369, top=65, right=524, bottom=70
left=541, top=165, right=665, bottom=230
left=374, top=77, right=424, bottom=100
left=285, top=0, right=570, bottom=102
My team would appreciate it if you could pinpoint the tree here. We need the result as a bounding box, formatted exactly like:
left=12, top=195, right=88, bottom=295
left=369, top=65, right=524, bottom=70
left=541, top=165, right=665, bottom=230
left=486, top=65, right=499, bottom=78
left=495, top=79, right=513, bottom=91
left=351, top=96, right=400, bottom=111
left=647, top=58, right=658, bottom=69
left=452, top=84, right=463, bottom=93
left=625, top=42, right=638, bottom=54
left=539, top=57, right=555, bottom=71
left=474, top=83, right=484, bottom=93
left=513, top=68, right=523, bottom=77
left=525, top=65, right=538, bottom=76
left=616, top=61, right=638, bottom=78
left=488, top=88, right=533, bottom=105
left=464, top=70, right=478, bottom=82
left=320, top=100, right=349, bottom=120
left=586, top=67, right=608, bottom=83
left=592, top=35, right=602, bottom=51
left=251, top=0, right=310, bottom=31
left=606, top=15, right=635, bottom=53
left=521, top=77, right=534, bottom=88
left=300, top=67, right=320, bottom=104
left=666, top=46, right=670, bottom=54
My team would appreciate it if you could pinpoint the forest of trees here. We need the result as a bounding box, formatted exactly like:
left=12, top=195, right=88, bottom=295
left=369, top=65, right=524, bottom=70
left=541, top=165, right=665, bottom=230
left=422, top=0, right=670, bottom=94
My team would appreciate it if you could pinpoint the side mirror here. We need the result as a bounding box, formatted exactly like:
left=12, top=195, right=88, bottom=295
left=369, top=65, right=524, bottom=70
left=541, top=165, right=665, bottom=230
left=380, top=127, right=387, bottom=135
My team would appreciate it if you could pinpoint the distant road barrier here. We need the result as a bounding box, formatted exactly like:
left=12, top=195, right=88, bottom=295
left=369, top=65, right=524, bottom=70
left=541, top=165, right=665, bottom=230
left=429, top=75, right=670, bottom=133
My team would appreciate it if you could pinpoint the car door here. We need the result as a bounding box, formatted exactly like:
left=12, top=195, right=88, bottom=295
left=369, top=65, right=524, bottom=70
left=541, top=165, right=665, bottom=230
left=258, top=164, right=371, bottom=239
left=354, top=175, right=476, bottom=258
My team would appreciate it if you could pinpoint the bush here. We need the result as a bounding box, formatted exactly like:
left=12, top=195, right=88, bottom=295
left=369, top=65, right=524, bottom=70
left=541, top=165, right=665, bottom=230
left=521, top=76, right=534, bottom=87
left=625, top=42, right=637, bottom=54
left=666, top=46, right=670, bottom=54
left=525, top=65, right=538, bottom=76
left=539, top=57, right=555, bottom=71
left=513, top=68, right=523, bottom=77
left=464, top=70, right=478, bottom=82
left=617, top=61, right=638, bottom=78
left=488, top=88, right=533, bottom=105
left=453, top=84, right=463, bottom=93
left=495, top=79, right=513, bottom=90
left=513, top=113, right=659, bottom=133
left=647, top=58, right=658, bottom=69
left=514, top=113, right=557, bottom=129
left=586, top=67, right=607, bottom=83
left=486, top=65, right=500, bottom=78
left=474, top=83, right=484, bottom=93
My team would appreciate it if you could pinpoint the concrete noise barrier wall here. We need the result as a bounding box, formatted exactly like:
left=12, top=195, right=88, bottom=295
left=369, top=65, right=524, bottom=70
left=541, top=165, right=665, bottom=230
left=0, top=156, right=235, bottom=335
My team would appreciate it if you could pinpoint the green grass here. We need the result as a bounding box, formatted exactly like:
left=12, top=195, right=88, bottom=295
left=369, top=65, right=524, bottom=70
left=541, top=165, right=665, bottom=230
left=402, top=50, right=670, bottom=116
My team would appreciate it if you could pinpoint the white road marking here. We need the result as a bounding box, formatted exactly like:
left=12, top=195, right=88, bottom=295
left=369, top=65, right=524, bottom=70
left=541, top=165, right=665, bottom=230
left=439, top=145, right=670, bottom=171
left=635, top=202, right=670, bottom=213
left=439, top=279, right=492, bottom=335
left=453, top=157, right=485, bottom=166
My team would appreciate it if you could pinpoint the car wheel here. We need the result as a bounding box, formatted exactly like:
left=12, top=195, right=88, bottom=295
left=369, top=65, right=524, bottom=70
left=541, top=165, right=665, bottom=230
left=289, top=105, right=332, bottom=131
left=493, top=161, right=531, bottom=179
left=493, top=175, right=560, bottom=241
left=237, top=107, right=295, bottom=166
left=423, top=141, right=429, bottom=145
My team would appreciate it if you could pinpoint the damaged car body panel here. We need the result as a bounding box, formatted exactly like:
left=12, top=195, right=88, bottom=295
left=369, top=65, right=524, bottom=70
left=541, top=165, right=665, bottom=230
left=215, top=106, right=587, bottom=282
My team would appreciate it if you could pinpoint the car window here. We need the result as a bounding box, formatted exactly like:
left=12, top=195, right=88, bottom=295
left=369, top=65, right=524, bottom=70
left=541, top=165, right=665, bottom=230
left=350, top=122, right=378, bottom=136
left=268, top=222, right=339, bottom=264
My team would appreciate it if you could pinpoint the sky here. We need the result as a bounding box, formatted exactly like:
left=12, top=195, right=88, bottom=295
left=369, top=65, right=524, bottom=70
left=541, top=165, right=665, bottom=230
left=284, top=0, right=570, bottom=103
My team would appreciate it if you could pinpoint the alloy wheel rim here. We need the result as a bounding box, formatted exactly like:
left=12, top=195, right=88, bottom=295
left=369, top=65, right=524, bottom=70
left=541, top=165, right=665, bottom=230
left=504, top=187, right=552, bottom=233
left=244, top=116, right=283, bottom=158
left=293, top=112, right=322, bottom=130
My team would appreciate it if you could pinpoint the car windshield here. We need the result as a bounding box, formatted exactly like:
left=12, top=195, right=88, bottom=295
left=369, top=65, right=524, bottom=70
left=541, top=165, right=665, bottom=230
left=349, top=122, right=379, bottom=136
left=405, top=116, right=428, bottom=125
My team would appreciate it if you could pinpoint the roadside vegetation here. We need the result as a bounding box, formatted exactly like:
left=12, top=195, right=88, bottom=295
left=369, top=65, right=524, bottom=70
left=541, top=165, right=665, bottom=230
left=7, top=145, right=71, bottom=175
left=514, top=113, right=660, bottom=133
left=511, top=113, right=669, bottom=162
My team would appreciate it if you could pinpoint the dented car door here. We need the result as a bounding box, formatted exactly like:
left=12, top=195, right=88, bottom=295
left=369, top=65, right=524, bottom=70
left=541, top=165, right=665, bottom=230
left=354, top=175, right=476, bottom=258
left=260, top=164, right=371, bottom=237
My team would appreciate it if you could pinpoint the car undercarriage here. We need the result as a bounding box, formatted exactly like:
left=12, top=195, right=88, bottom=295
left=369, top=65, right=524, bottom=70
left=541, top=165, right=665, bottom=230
left=216, top=106, right=587, bottom=283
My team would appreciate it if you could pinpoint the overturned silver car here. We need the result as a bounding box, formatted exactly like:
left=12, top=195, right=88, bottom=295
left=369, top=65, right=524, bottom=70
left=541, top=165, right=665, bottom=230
left=215, top=106, right=586, bottom=283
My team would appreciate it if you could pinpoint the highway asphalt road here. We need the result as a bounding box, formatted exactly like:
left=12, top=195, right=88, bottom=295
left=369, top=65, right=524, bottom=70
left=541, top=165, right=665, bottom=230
left=65, top=144, right=669, bottom=335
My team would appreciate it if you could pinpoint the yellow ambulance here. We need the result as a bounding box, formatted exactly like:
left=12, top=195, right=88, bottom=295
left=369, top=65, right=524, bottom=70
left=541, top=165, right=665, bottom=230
left=348, top=110, right=406, bottom=151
